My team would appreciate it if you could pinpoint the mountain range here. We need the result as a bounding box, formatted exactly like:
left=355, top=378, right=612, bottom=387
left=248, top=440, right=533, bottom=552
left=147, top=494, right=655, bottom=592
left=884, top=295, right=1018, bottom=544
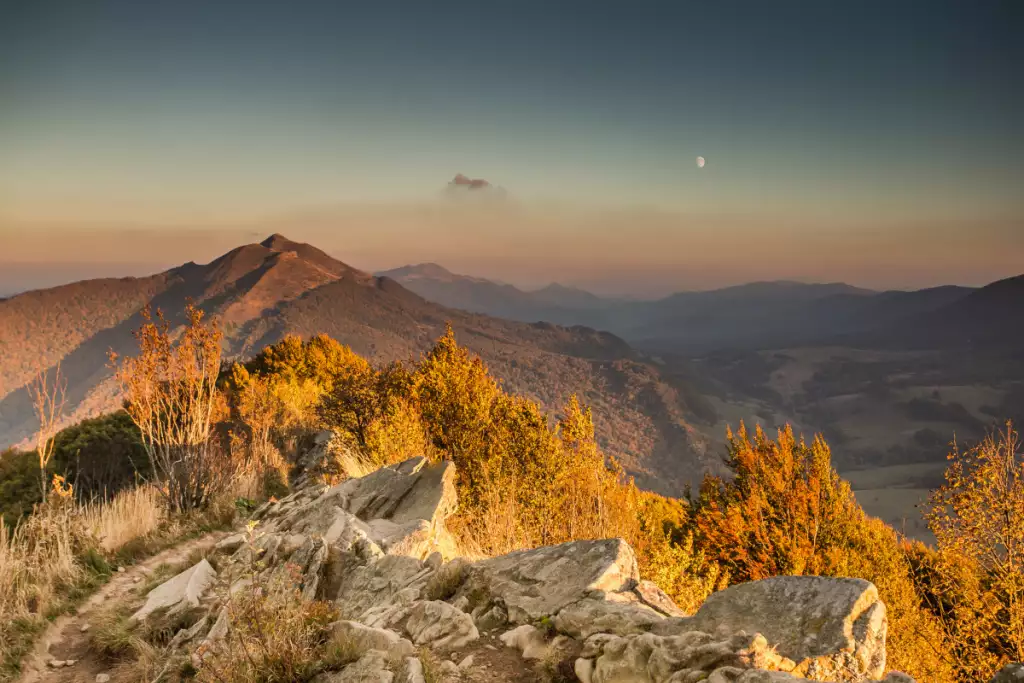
left=3, top=236, right=1021, bottom=537
left=380, top=262, right=1024, bottom=354
left=0, top=235, right=717, bottom=494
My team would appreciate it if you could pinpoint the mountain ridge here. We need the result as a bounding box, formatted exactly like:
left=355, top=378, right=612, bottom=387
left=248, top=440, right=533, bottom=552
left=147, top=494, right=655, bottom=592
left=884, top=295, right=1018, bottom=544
left=0, top=236, right=716, bottom=495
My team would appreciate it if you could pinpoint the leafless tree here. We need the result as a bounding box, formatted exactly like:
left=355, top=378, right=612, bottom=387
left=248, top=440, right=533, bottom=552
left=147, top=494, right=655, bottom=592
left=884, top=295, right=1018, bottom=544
left=27, top=362, right=67, bottom=499
left=111, top=304, right=227, bottom=512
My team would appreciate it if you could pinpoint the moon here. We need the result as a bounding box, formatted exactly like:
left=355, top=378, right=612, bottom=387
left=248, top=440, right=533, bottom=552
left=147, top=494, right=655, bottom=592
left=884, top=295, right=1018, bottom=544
left=696, top=156, right=706, bottom=169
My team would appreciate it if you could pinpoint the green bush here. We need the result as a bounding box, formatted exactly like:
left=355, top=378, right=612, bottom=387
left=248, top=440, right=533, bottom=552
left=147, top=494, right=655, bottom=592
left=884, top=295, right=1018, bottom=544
left=50, top=411, right=149, bottom=500
left=0, top=448, right=41, bottom=525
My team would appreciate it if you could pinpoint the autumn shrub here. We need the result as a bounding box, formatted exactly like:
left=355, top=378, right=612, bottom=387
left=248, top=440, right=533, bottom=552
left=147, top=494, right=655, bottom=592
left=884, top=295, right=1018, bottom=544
left=920, top=423, right=1024, bottom=680
left=112, top=304, right=227, bottom=512
left=632, top=492, right=724, bottom=614
left=691, top=424, right=953, bottom=681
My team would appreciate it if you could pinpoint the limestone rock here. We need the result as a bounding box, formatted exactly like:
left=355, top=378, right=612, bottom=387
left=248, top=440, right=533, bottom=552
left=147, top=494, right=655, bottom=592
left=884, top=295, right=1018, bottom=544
left=199, top=606, right=230, bottom=655
left=333, top=554, right=433, bottom=623
left=318, top=650, right=394, bottom=683
left=554, top=594, right=663, bottom=639
left=258, top=454, right=459, bottom=561
left=344, top=457, right=456, bottom=526
left=168, top=615, right=211, bottom=649
left=395, top=600, right=479, bottom=650
left=575, top=658, right=595, bottom=683
left=458, top=538, right=639, bottom=623
left=686, top=576, right=887, bottom=680
left=992, top=664, right=1024, bottom=682
left=634, top=580, right=687, bottom=618
left=500, top=625, right=551, bottom=660
left=131, top=559, right=217, bottom=623
left=579, top=630, right=799, bottom=683
left=330, top=620, right=415, bottom=659
left=215, top=534, right=245, bottom=554
left=400, top=658, right=426, bottom=683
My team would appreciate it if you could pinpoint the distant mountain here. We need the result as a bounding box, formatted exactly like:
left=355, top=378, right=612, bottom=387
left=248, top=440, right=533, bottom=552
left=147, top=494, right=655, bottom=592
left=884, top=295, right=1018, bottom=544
left=531, top=282, right=611, bottom=310
left=628, top=282, right=983, bottom=354
left=384, top=261, right=1024, bottom=356
left=853, top=275, right=1024, bottom=351
left=377, top=263, right=616, bottom=324
left=0, top=236, right=718, bottom=495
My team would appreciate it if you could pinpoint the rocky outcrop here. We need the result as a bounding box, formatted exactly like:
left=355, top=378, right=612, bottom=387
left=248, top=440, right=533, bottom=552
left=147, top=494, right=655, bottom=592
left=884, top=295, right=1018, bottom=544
left=992, top=664, right=1024, bottom=682
left=130, top=442, right=913, bottom=683
left=456, top=538, right=640, bottom=623
left=131, top=559, right=217, bottom=623
left=252, top=455, right=459, bottom=562
left=685, top=577, right=888, bottom=680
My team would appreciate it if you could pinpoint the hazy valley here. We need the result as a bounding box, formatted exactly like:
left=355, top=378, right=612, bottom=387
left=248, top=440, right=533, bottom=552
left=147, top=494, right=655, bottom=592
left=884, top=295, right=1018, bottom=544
left=383, top=262, right=1024, bottom=540
left=2, top=237, right=1022, bottom=542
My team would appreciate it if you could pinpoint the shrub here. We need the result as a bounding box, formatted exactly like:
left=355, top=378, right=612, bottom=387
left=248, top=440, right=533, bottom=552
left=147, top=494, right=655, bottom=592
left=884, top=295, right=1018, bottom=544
left=111, top=304, right=227, bottom=513
left=0, top=448, right=41, bottom=525
left=50, top=411, right=149, bottom=501
left=922, top=423, right=1024, bottom=679
left=196, top=563, right=339, bottom=683
left=691, top=424, right=953, bottom=681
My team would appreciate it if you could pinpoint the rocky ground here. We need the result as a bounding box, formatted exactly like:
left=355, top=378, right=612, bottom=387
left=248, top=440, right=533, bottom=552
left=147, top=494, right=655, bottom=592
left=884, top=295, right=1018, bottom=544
left=15, top=432, right=989, bottom=683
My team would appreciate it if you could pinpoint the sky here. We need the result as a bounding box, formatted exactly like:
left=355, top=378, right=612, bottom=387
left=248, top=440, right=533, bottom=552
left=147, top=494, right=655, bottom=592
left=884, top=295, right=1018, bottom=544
left=1, top=0, right=1022, bottom=297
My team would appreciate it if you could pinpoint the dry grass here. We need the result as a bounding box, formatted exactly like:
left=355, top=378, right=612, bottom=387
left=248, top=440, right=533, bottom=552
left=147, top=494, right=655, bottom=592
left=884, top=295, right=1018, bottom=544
left=0, top=500, right=92, bottom=681
left=82, top=486, right=165, bottom=553
left=424, top=560, right=469, bottom=602
left=196, top=570, right=340, bottom=683
left=0, top=482, right=240, bottom=683
left=328, top=445, right=378, bottom=482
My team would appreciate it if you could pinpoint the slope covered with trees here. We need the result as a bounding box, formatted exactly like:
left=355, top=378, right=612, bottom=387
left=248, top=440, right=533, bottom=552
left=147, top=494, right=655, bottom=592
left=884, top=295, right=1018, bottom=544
left=0, top=235, right=714, bottom=496
left=4, top=299, right=1022, bottom=681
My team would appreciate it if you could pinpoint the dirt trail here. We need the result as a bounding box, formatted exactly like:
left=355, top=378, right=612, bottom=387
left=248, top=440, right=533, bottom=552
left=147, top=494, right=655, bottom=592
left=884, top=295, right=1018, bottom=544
left=17, top=532, right=227, bottom=683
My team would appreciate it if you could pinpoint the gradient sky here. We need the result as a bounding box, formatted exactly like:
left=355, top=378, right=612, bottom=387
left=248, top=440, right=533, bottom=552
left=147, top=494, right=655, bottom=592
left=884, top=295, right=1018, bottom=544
left=1, top=0, right=1022, bottom=296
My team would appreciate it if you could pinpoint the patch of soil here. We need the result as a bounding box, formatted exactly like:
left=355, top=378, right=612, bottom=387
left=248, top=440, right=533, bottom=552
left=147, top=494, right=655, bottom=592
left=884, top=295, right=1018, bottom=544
left=443, top=632, right=544, bottom=683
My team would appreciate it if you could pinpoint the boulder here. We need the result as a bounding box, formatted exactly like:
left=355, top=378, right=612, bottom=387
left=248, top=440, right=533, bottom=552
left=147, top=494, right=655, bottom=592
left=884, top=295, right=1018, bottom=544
left=393, top=600, right=479, bottom=650
left=578, top=630, right=799, bottom=683
left=554, top=594, right=663, bottom=639
left=458, top=538, right=639, bottom=623
left=686, top=576, right=887, bottom=680
left=344, top=457, right=457, bottom=527
left=332, top=554, right=434, bottom=622
left=214, top=534, right=246, bottom=554
left=330, top=621, right=414, bottom=659
left=992, top=664, right=1024, bottom=682
left=257, top=455, right=458, bottom=561
left=500, top=625, right=551, bottom=660
left=131, top=559, right=217, bottom=623
left=400, top=658, right=426, bottom=683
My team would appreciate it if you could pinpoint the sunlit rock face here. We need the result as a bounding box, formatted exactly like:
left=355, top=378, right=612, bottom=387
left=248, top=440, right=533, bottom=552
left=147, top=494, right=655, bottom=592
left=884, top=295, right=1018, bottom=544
left=132, top=436, right=913, bottom=683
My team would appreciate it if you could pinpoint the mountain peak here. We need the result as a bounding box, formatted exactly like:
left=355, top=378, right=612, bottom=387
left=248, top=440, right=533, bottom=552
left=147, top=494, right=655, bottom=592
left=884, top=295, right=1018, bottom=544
left=260, top=233, right=301, bottom=251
